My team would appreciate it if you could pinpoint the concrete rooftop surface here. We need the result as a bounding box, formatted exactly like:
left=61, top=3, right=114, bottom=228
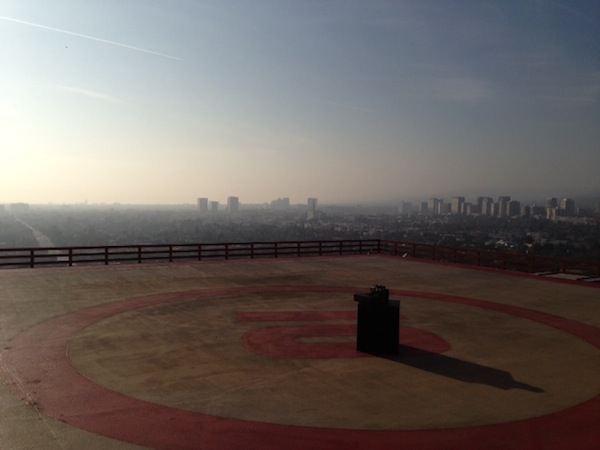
left=0, top=255, right=598, bottom=450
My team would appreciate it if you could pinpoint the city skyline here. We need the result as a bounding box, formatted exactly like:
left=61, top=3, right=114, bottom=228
left=4, top=189, right=598, bottom=211
left=1, top=1, right=599, bottom=205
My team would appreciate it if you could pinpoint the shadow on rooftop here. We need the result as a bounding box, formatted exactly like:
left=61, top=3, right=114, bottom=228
left=384, top=346, right=545, bottom=393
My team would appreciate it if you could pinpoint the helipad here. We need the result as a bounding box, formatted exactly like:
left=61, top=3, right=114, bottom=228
left=0, top=255, right=598, bottom=449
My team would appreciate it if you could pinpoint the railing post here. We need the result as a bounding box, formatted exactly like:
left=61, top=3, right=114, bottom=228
left=169, top=245, right=173, bottom=262
left=225, top=243, right=229, bottom=260
left=198, top=244, right=202, bottom=261
left=69, top=248, right=73, bottom=267
left=274, top=242, right=279, bottom=258
left=30, top=249, right=35, bottom=268
left=297, top=242, right=301, bottom=257
left=105, top=247, right=109, bottom=265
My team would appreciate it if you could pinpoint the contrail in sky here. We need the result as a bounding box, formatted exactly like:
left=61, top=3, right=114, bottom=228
left=0, top=15, right=181, bottom=61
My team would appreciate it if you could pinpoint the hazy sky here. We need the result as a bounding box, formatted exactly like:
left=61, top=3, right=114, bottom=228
left=1, top=1, right=598, bottom=205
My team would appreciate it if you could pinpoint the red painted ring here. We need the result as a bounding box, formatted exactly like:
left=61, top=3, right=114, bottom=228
left=1, top=286, right=598, bottom=450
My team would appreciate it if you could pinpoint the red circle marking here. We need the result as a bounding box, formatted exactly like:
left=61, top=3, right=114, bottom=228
left=237, top=310, right=451, bottom=358
left=0, top=286, right=598, bottom=450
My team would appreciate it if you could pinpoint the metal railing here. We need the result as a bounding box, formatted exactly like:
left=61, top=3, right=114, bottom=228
left=0, top=239, right=598, bottom=278
left=0, top=240, right=380, bottom=269
left=380, top=241, right=600, bottom=278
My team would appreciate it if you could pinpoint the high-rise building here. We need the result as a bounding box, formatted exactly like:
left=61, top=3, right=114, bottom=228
left=450, top=197, right=465, bottom=215
left=480, top=197, right=494, bottom=216
left=209, top=201, right=219, bottom=212
left=197, top=198, right=208, bottom=213
left=464, top=203, right=476, bottom=216
left=492, top=201, right=500, bottom=217
left=546, top=197, right=558, bottom=220
left=497, top=196, right=511, bottom=218
left=508, top=200, right=521, bottom=217
left=428, top=198, right=442, bottom=215
left=476, top=197, right=485, bottom=213
left=546, top=197, right=558, bottom=209
left=531, top=205, right=546, bottom=217
left=307, top=198, right=318, bottom=220
left=559, top=198, right=575, bottom=217
left=227, top=196, right=239, bottom=213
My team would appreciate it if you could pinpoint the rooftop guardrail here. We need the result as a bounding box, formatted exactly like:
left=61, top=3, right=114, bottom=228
left=0, top=239, right=598, bottom=279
